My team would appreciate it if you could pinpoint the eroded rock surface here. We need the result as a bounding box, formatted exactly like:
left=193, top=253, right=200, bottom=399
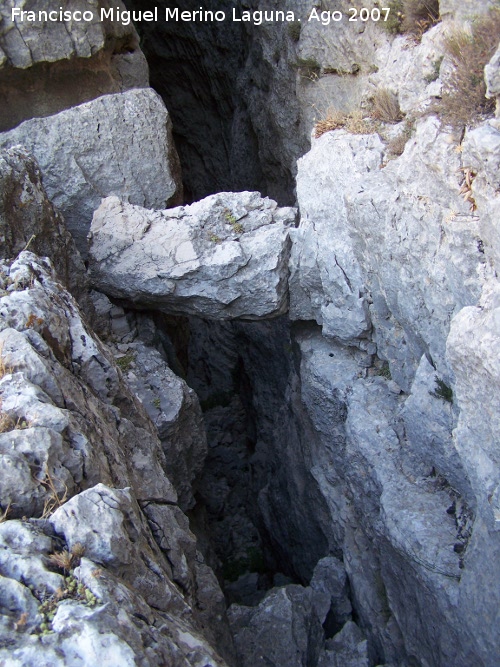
left=0, top=146, right=91, bottom=311
left=89, top=192, right=295, bottom=319
left=0, top=88, right=181, bottom=254
left=0, top=252, right=233, bottom=665
left=0, top=0, right=149, bottom=131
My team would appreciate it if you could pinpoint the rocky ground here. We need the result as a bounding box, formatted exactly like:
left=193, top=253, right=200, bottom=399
left=1, top=1, right=500, bottom=666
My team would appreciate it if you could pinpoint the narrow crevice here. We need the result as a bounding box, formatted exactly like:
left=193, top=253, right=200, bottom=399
left=123, top=0, right=304, bottom=205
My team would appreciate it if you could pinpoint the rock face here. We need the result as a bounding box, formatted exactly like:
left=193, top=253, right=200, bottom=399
left=0, top=0, right=149, bottom=131
left=2, top=2, right=500, bottom=667
left=0, top=88, right=182, bottom=255
left=0, top=146, right=91, bottom=312
left=0, top=252, right=234, bottom=665
left=89, top=192, right=295, bottom=319
left=228, top=585, right=323, bottom=667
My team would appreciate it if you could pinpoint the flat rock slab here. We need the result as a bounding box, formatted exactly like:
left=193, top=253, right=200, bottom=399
left=89, top=191, right=295, bottom=320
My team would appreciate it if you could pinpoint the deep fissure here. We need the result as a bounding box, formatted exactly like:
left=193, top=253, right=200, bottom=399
left=121, top=0, right=363, bottom=653
left=124, top=0, right=303, bottom=205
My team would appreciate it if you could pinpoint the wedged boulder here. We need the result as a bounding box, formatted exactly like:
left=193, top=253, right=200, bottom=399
left=0, top=88, right=181, bottom=254
left=228, top=584, right=323, bottom=667
left=310, top=556, right=352, bottom=628
left=89, top=192, right=295, bottom=319
left=0, top=0, right=149, bottom=131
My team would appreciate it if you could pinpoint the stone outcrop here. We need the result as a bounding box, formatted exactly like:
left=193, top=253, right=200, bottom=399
left=0, top=0, right=149, bottom=132
left=0, top=88, right=181, bottom=255
left=89, top=192, right=295, bottom=319
left=2, top=2, right=500, bottom=666
left=0, top=252, right=233, bottom=665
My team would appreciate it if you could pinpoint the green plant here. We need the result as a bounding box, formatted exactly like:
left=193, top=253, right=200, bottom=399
left=209, top=233, right=222, bottom=244
left=375, top=362, right=392, bottom=380
left=152, top=396, right=161, bottom=410
left=424, top=56, right=444, bottom=83
left=116, top=351, right=135, bottom=371
left=288, top=21, right=301, bottom=42
left=35, top=570, right=98, bottom=636
left=383, top=0, right=405, bottom=34
left=371, top=89, right=403, bottom=123
left=434, top=9, right=500, bottom=128
left=223, top=208, right=244, bottom=235
left=430, top=376, right=453, bottom=403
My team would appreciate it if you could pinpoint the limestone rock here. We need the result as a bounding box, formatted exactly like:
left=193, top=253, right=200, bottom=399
left=118, top=339, right=207, bottom=511
left=310, top=556, right=352, bottom=627
left=318, top=621, right=369, bottom=667
left=0, top=485, right=230, bottom=667
left=0, top=252, right=176, bottom=517
left=485, top=44, right=500, bottom=103
left=89, top=192, right=295, bottom=319
left=0, top=146, right=91, bottom=310
left=0, top=0, right=149, bottom=131
left=0, top=89, right=181, bottom=254
left=228, top=584, right=323, bottom=667
left=290, top=130, right=381, bottom=342
left=447, top=279, right=500, bottom=522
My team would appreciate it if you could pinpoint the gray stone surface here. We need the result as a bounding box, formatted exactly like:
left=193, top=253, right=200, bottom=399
left=310, top=556, right=351, bottom=626
left=0, top=146, right=90, bottom=309
left=485, top=44, right=500, bottom=104
left=0, top=252, right=176, bottom=516
left=318, top=621, right=369, bottom=667
left=0, top=486, right=231, bottom=667
left=0, top=0, right=149, bottom=131
left=89, top=192, right=295, bottom=319
left=228, top=584, right=323, bottom=667
left=0, top=88, right=181, bottom=254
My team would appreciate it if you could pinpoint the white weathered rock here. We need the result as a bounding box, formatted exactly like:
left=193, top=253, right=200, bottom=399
left=120, top=340, right=207, bottom=511
left=0, top=485, right=231, bottom=667
left=485, top=44, right=500, bottom=103
left=89, top=192, right=295, bottom=319
left=447, top=279, right=500, bottom=522
left=369, top=24, right=446, bottom=114
left=0, top=0, right=149, bottom=131
left=402, top=354, right=474, bottom=503
left=0, top=252, right=176, bottom=516
left=290, top=130, right=381, bottom=343
left=0, top=89, right=181, bottom=254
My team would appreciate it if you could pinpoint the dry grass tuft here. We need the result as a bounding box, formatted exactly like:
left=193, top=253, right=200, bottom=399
left=371, top=89, right=403, bottom=123
left=0, top=409, right=15, bottom=433
left=0, top=503, right=11, bottom=523
left=315, top=108, right=373, bottom=138
left=41, top=468, right=68, bottom=518
left=0, top=349, right=11, bottom=380
left=434, top=9, right=500, bottom=128
left=48, top=550, right=74, bottom=573
left=387, top=120, right=414, bottom=156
